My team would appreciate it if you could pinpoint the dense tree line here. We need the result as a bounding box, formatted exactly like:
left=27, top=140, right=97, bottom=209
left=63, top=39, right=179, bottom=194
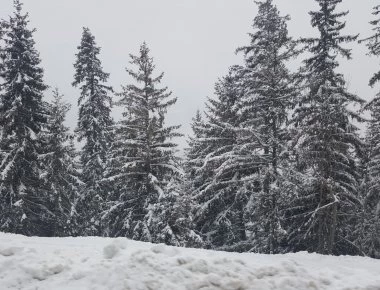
left=0, top=0, right=379, bottom=258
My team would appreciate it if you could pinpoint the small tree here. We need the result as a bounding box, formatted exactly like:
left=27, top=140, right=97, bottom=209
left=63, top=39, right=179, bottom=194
left=42, top=89, right=82, bottom=236
left=185, top=110, right=206, bottom=184
left=0, top=0, right=50, bottom=236
left=104, top=43, right=183, bottom=243
left=146, top=178, right=203, bottom=247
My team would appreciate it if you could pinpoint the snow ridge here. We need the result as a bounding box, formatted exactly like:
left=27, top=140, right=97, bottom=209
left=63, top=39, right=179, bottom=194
left=0, top=233, right=380, bottom=290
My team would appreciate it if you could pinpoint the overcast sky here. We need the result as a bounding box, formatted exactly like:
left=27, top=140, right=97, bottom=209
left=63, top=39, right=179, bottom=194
left=0, top=0, right=378, bottom=149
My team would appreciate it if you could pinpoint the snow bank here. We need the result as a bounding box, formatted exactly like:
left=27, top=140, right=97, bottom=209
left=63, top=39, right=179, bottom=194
left=0, top=233, right=379, bottom=290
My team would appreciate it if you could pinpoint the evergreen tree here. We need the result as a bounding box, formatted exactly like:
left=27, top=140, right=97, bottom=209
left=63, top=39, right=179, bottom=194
left=289, top=0, right=364, bottom=255
left=190, top=0, right=298, bottom=252
left=103, top=43, right=183, bottom=243
left=358, top=131, right=380, bottom=258
left=185, top=110, right=205, bottom=183
left=0, top=0, right=50, bottom=235
left=41, top=88, right=82, bottom=236
left=145, top=177, right=203, bottom=247
left=72, top=27, right=113, bottom=236
left=358, top=4, right=380, bottom=258
left=235, top=0, right=298, bottom=254
left=190, top=68, right=247, bottom=249
left=185, top=110, right=214, bottom=202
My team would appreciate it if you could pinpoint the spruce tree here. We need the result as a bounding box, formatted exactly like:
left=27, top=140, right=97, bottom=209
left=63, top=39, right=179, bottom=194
left=103, top=43, right=183, bottom=243
left=185, top=110, right=213, bottom=201
left=185, top=110, right=215, bottom=203
left=190, top=1, right=299, bottom=252
left=185, top=110, right=205, bottom=181
left=0, top=0, right=50, bottom=235
left=358, top=4, right=380, bottom=258
left=72, top=27, right=113, bottom=235
left=190, top=68, right=247, bottom=249
left=145, top=177, right=203, bottom=247
left=41, top=89, right=82, bottom=236
left=289, top=0, right=364, bottom=255
left=235, top=0, right=298, bottom=254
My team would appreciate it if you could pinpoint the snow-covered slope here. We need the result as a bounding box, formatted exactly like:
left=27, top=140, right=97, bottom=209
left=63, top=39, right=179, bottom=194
left=0, top=233, right=379, bottom=290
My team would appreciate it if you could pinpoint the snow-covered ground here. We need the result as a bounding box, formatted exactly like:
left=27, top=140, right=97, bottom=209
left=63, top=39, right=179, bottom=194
left=0, top=233, right=379, bottom=290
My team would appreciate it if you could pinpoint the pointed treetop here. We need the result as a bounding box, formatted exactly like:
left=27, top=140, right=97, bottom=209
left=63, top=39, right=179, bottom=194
left=51, top=87, right=70, bottom=110
left=132, top=41, right=151, bottom=64
left=9, top=0, right=30, bottom=28
left=81, top=27, right=95, bottom=40
left=13, top=0, right=23, bottom=14
left=79, top=27, right=97, bottom=47
left=72, top=26, right=111, bottom=103
left=141, top=41, right=149, bottom=52
left=134, top=42, right=153, bottom=66
left=300, top=0, right=358, bottom=77
left=194, top=109, right=202, bottom=121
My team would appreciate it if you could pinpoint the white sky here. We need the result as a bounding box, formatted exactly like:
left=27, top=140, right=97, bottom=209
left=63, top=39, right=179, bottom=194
left=0, top=0, right=378, bottom=149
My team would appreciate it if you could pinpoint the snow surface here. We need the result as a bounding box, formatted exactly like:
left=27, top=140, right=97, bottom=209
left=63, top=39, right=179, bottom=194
left=0, top=233, right=379, bottom=290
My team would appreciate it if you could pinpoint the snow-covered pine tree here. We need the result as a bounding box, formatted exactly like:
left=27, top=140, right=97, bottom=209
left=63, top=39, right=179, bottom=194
left=103, top=43, right=184, bottom=243
left=0, top=0, right=50, bottom=235
left=357, top=4, right=380, bottom=258
left=145, top=177, right=203, bottom=247
left=184, top=110, right=211, bottom=194
left=181, top=110, right=211, bottom=247
left=289, top=0, right=365, bottom=255
left=185, top=110, right=204, bottom=175
left=234, top=0, right=298, bottom=254
left=359, top=129, right=380, bottom=258
left=190, top=68, right=248, bottom=250
left=72, top=27, right=113, bottom=236
left=41, top=88, right=82, bottom=237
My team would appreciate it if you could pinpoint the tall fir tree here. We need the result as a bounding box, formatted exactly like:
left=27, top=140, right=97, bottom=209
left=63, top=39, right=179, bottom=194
left=234, top=0, right=298, bottom=254
left=41, top=89, right=82, bottom=236
left=189, top=0, right=299, bottom=252
left=358, top=4, right=380, bottom=258
left=0, top=0, right=50, bottom=235
left=103, top=43, right=187, bottom=244
left=72, top=27, right=113, bottom=236
left=289, top=0, right=364, bottom=255
left=190, top=68, right=247, bottom=249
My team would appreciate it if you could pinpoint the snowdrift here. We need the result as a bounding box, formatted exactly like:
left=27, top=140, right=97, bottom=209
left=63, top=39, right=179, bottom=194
left=0, top=233, right=379, bottom=290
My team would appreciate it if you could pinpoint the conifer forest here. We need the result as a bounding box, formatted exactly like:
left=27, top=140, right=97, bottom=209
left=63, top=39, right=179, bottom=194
left=0, top=0, right=379, bottom=260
